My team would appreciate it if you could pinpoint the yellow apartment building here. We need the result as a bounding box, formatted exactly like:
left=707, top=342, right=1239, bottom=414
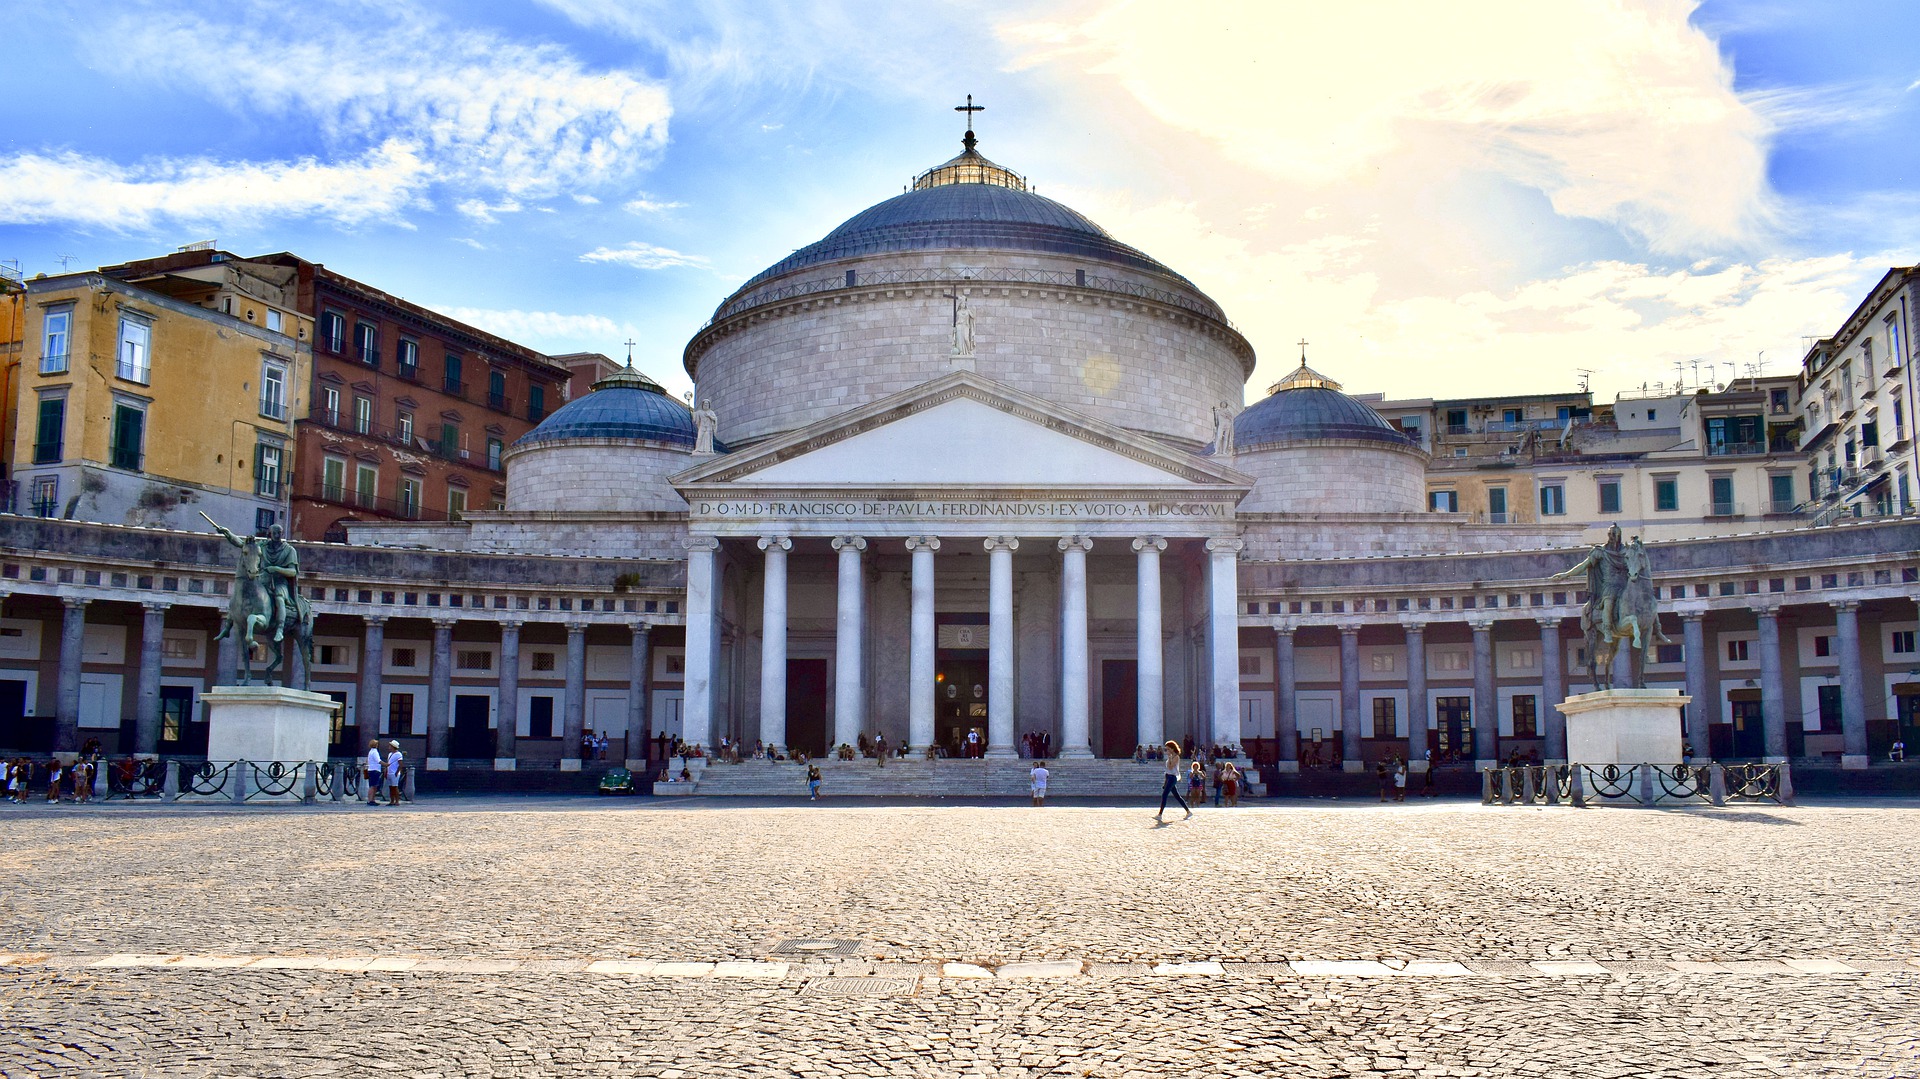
left=0, top=274, right=24, bottom=498
left=11, top=263, right=312, bottom=533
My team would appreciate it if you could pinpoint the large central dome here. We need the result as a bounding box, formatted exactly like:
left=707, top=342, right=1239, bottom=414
left=684, top=131, right=1253, bottom=449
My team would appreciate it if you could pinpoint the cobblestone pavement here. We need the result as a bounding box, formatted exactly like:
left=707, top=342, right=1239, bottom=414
left=2, top=799, right=1916, bottom=1077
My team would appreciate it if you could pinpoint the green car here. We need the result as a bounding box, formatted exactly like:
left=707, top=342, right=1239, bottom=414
left=598, top=768, right=637, bottom=796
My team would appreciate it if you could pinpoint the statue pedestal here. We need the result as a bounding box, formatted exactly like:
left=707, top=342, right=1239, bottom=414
left=1559, top=688, right=1688, bottom=766
left=205, top=685, right=337, bottom=765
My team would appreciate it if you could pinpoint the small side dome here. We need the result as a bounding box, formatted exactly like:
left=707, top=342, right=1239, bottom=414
left=1234, top=362, right=1414, bottom=450
left=515, top=366, right=703, bottom=448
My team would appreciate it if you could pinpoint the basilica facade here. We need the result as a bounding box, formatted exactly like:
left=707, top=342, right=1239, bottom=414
left=1, top=134, right=1915, bottom=780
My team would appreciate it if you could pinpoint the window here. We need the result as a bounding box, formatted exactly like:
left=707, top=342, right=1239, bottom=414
left=1538, top=483, right=1565, bottom=516
left=110, top=403, right=145, bottom=471
left=1655, top=643, right=1684, bottom=664
left=456, top=649, right=492, bottom=670
left=440, top=422, right=459, bottom=459
left=488, top=369, right=507, bottom=411
left=531, top=651, right=557, bottom=672
left=41, top=304, right=72, bottom=373
left=1862, top=420, right=1879, bottom=449
left=1507, top=648, right=1536, bottom=671
left=259, top=361, right=287, bottom=419
left=1710, top=476, right=1735, bottom=516
left=1889, top=316, right=1905, bottom=369
left=354, top=322, right=379, bottom=366
left=486, top=437, right=504, bottom=471
left=32, top=396, right=65, bottom=464
left=444, top=353, right=464, bottom=395
left=1502, top=408, right=1522, bottom=424
left=1654, top=477, right=1678, bottom=512
left=355, top=464, right=378, bottom=507
left=392, top=648, right=418, bottom=668
left=396, top=338, right=418, bottom=376
left=1647, top=408, right=1658, bottom=422
left=30, top=476, right=58, bottom=518
left=1369, top=652, right=1395, bottom=673
left=1446, top=408, right=1468, bottom=434
left=399, top=478, right=421, bottom=517
left=1770, top=387, right=1790, bottom=415
left=1486, top=487, right=1507, bottom=523
left=1598, top=479, right=1621, bottom=514
left=353, top=396, right=371, bottom=434
left=1727, top=639, right=1749, bottom=662
left=1512, top=695, right=1538, bottom=737
left=117, top=315, right=152, bottom=382
left=448, top=488, right=467, bottom=521
left=254, top=442, right=284, bottom=498
left=1429, top=489, right=1458, bottom=512
left=1813, top=635, right=1832, bottom=658
left=1371, top=697, right=1396, bottom=739
left=1769, top=473, right=1794, bottom=512
left=322, top=456, right=346, bottom=501
left=254, top=507, right=277, bottom=533
left=527, top=695, right=555, bottom=738
left=388, top=693, right=416, bottom=735
left=1892, top=630, right=1916, bottom=655
left=321, top=387, right=340, bottom=427
left=320, top=311, right=346, bottom=353
left=266, top=309, right=284, bottom=335
left=398, top=411, right=414, bottom=445
left=528, top=384, right=546, bottom=421
left=1816, top=684, right=1842, bottom=731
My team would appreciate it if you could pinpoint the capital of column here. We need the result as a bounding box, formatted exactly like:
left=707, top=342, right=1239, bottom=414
left=1204, top=536, right=1244, bottom=555
left=1131, top=536, right=1167, bottom=552
left=62, top=597, right=88, bottom=612
left=1755, top=603, right=1782, bottom=621
left=1273, top=623, right=1296, bottom=640
left=498, top=618, right=525, bottom=633
left=757, top=535, right=793, bottom=552
left=1679, top=610, right=1707, bottom=624
left=1534, top=615, right=1563, bottom=630
left=364, top=614, right=389, bottom=628
left=1338, top=623, right=1362, bottom=638
left=1398, top=617, right=1426, bottom=635
left=566, top=622, right=589, bottom=637
left=630, top=621, right=651, bottom=638
left=830, top=536, right=867, bottom=552
left=1467, top=617, right=1495, bottom=633
left=430, top=616, right=458, bottom=630
left=1057, top=535, right=1093, bottom=553
left=686, top=536, right=721, bottom=553
left=904, top=536, right=941, bottom=553
left=141, top=600, right=171, bottom=615
left=1833, top=599, right=1860, bottom=613
left=983, top=536, right=1020, bottom=553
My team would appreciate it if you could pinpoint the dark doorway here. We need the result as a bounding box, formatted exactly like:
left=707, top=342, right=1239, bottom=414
left=1434, top=696, right=1472, bottom=762
left=321, top=690, right=354, bottom=758
left=528, top=695, right=555, bottom=739
left=1100, top=660, right=1137, bottom=759
left=1897, top=686, right=1919, bottom=750
left=451, top=694, right=492, bottom=759
left=936, top=658, right=988, bottom=756
left=0, top=679, right=48, bottom=752
left=1729, top=694, right=1765, bottom=758
left=162, top=686, right=205, bottom=756
left=786, top=659, right=828, bottom=758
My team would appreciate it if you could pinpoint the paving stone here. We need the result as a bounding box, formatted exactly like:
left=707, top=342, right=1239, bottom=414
left=1532, top=962, right=1611, bottom=976
left=941, top=963, right=993, bottom=979
left=995, top=961, right=1082, bottom=978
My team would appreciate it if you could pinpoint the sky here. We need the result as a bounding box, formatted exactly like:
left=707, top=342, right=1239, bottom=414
left=4, top=0, right=1919, bottom=406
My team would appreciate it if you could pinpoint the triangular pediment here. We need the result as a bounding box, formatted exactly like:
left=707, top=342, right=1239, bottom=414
left=674, top=371, right=1249, bottom=489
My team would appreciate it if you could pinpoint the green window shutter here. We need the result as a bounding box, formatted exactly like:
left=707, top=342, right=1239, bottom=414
left=35, top=398, right=64, bottom=462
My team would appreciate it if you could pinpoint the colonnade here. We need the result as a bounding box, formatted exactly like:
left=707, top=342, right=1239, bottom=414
left=682, top=533, right=1243, bottom=758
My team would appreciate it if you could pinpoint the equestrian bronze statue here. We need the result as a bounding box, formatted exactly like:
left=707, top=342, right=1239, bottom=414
left=205, top=512, right=315, bottom=689
left=1549, top=525, right=1670, bottom=690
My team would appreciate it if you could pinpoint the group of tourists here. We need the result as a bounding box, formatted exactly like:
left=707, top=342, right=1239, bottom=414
left=362, top=740, right=407, bottom=806
left=581, top=731, right=615, bottom=760
left=1153, top=742, right=1249, bottom=819
left=6, top=738, right=105, bottom=803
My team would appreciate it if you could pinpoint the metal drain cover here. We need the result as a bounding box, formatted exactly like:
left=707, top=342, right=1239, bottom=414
left=800, top=976, right=917, bottom=997
left=772, top=938, right=861, bottom=956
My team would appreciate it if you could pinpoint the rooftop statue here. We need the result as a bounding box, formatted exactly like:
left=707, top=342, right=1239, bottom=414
left=1549, top=525, right=1670, bottom=690
left=952, top=292, right=976, bottom=356
left=205, top=513, right=314, bottom=689
left=691, top=400, right=719, bottom=456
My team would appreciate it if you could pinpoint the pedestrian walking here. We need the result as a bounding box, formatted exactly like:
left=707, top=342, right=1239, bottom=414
left=365, top=740, right=383, bottom=806
left=807, top=763, right=822, bottom=800
left=1155, top=741, right=1191, bottom=821
left=46, top=759, right=63, bottom=803
left=385, top=741, right=404, bottom=806
left=1393, top=760, right=1407, bottom=802
left=1030, top=761, right=1049, bottom=807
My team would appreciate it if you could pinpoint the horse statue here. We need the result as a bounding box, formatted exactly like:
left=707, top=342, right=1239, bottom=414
left=206, top=514, right=314, bottom=690
left=1551, top=527, right=1669, bottom=690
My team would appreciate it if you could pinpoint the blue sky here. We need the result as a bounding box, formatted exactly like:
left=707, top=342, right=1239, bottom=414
left=4, top=0, right=1918, bottom=404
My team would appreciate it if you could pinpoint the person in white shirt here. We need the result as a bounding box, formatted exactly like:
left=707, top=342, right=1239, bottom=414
left=1030, top=762, right=1049, bottom=807
left=365, top=741, right=383, bottom=806
left=384, top=741, right=404, bottom=806
left=1155, top=740, right=1192, bottom=821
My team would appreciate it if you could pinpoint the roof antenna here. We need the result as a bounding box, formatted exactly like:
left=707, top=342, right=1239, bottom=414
left=955, top=94, right=984, bottom=152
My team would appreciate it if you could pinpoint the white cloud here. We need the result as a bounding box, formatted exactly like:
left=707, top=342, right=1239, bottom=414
left=441, top=307, right=631, bottom=346
left=624, top=197, right=687, bottom=214
left=455, top=198, right=523, bottom=225
left=0, top=142, right=429, bottom=230
left=579, top=242, right=711, bottom=271
left=572, top=193, right=602, bottom=205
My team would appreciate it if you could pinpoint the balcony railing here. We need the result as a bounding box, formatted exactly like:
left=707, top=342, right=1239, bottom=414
left=30, top=500, right=58, bottom=518
left=1706, top=440, right=1766, bottom=457
left=1766, top=498, right=1800, bottom=515
left=527, top=404, right=546, bottom=422
left=109, top=447, right=143, bottom=471
left=443, top=379, right=465, bottom=398
left=1707, top=501, right=1742, bottom=517
left=32, top=442, right=61, bottom=465
left=486, top=392, right=511, bottom=412
left=311, top=481, right=453, bottom=523
left=396, top=363, right=419, bottom=383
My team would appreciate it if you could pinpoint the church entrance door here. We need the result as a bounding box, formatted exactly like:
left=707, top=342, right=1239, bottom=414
left=786, top=659, right=828, bottom=758
left=936, top=658, right=988, bottom=756
left=1100, top=660, right=1137, bottom=759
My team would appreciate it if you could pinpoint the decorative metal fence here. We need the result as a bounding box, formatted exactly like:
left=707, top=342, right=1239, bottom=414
left=1481, top=762, right=1794, bottom=808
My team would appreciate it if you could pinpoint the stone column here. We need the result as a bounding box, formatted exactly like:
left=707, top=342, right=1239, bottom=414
left=757, top=535, right=792, bottom=753
left=1680, top=612, right=1709, bottom=759
left=626, top=622, right=652, bottom=767
left=135, top=602, right=167, bottom=757
left=831, top=536, right=866, bottom=752
left=1834, top=601, right=1870, bottom=767
left=426, top=617, right=454, bottom=770
left=1756, top=606, right=1789, bottom=759
left=906, top=536, right=940, bottom=751
left=1471, top=618, right=1497, bottom=766
left=1205, top=537, right=1244, bottom=749
left=56, top=598, right=87, bottom=754
left=562, top=622, right=588, bottom=769
left=1338, top=624, right=1362, bottom=770
left=1404, top=622, right=1428, bottom=766
left=1275, top=626, right=1298, bottom=768
left=985, top=536, right=1019, bottom=757
left=1132, top=537, right=1166, bottom=752
left=1057, top=535, right=1094, bottom=759
left=683, top=537, right=720, bottom=753
left=358, top=616, right=386, bottom=738
left=495, top=620, right=522, bottom=770
left=1538, top=617, right=1567, bottom=762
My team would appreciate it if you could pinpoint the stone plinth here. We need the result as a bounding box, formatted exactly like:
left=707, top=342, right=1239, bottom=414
left=204, top=685, right=337, bottom=765
left=1559, top=688, right=1688, bottom=766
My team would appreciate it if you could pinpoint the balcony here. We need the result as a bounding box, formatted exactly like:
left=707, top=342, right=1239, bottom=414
left=30, top=500, right=58, bottom=518
left=357, top=346, right=379, bottom=368
left=1707, top=501, right=1743, bottom=518
left=109, top=447, right=143, bottom=472
left=443, top=379, right=465, bottom=398
left=311, top=481, right=453, bottom=523
left=527, top=403, right=546, bottom=423
left=396, top=363, right=420, bottom=383
left=1705, top=440, right=1767, bottom=457
left=31, top=442, right=61, bottom=466
left=486, top=391, right=512, bottom=413
left=1766, top=498, right=1800, bottom=515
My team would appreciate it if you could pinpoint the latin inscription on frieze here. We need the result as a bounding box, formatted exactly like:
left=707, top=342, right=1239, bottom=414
left=692, top=499, right=1228, bottom=520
